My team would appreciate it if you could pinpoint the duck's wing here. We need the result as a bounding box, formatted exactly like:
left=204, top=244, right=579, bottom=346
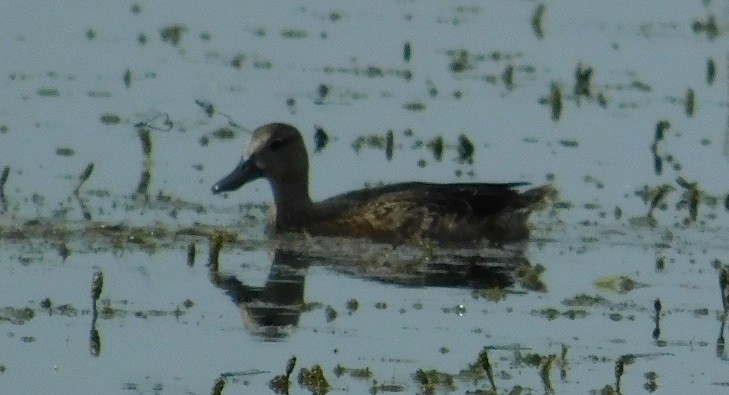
left=311, top=182, right=552, bottom=242
left=323, top=182, right=543, bottom=218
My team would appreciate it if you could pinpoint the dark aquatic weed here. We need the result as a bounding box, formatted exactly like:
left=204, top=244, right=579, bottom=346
left=136, top=128, right=152, bottom=197
left=0, top=166, right=9, bottom=213
left=456, top=134, right=474, bottom=164
left=345, top=298, right=358, bottom=314
left=333, top=364, right=372, bottom=380
left=231, top=53, right=245, bottom=69
left=186, top=243, right=196, bottom=267
left=100, top=113, right=121, bottom=125
left=56, top=147, right=74, bottom=157
left=160, top=24, right=186, bottom=46
left=297, top=364, right=329, bottom=395
left=74, top=163, right=94, bottom=196
left=685, top=88, right=695, bottom=117
left=403, top=101, right=425, bottom=112
left=123, top=69, right=131, bottom=87
left=37, top=87, right=59, bottom=97
left=574, top=63, right=593, bottom=98
left=313, top=126, right=329, bottom=152
left=413, top=368, right=455, bottom=393
left=211, top=377, right=225, bottom=395
left=707, top=58, right=716, bottom=85
left=449, top=49, right=471, bottom=73
left=385, top=130, right=394, bottom=160
left=502, top=64, right=514, bottom=90
left=691, top=15, right=719, bottom=40
left=269, top=356, right=296, bottom=394
left=426, top=136, right=443, bottom=161
left=531, top=3, right=545, bottom=39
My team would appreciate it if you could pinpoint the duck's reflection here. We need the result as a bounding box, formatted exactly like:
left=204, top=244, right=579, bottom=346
left=209, top=237, right=534, bottom=340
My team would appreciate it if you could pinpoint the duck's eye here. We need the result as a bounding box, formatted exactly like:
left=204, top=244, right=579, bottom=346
left=270, top=139, right=286, bottom=151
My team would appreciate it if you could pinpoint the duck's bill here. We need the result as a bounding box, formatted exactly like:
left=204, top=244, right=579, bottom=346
left=211, top=159, right=263, bottom=194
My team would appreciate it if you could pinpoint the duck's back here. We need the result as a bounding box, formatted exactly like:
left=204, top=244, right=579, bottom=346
left=307, top=182, right=551, bottom=243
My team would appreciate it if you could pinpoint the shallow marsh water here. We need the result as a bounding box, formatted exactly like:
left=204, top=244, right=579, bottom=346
left=2, top=1, right=729, bottom=394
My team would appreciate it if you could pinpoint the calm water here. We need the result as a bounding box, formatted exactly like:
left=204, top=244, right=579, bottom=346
left=1, top=1, right=729, bottom=393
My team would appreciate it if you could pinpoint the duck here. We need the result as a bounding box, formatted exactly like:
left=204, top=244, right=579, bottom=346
left=212, top=123, right=553, bottom=244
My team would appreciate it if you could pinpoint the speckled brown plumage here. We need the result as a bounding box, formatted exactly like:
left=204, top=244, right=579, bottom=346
left=212, top=123, right=553, bottom=244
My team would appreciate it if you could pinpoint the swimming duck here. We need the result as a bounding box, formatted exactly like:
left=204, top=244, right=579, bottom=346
left=212, top=123, right=552, bottom=244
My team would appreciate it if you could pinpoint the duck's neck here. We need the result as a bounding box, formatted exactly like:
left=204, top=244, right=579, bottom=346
left=270, top=180, right=314, bottom=230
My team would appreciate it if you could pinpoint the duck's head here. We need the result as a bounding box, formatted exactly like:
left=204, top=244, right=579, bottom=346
left=211, top=123, right=309, bottom=195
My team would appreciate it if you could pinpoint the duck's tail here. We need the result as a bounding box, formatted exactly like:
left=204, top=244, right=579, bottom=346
left=519, top=184, right=558, bottom=210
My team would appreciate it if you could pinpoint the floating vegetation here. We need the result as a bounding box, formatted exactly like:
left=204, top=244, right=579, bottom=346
left=558, top=139, right=578, bottom=148
left=0, top=166, right=8, bottom=213
left=333, top=364, right=372, bottom=380
left=712, top=259, right=729, bottom=312
left=329, top=11, right=342, bottom=22
left=286, top=97, right=296, bottom=114
left=403, top=101, right=425, bottom=112
left=651, top=120, right=669, bottom=175
left=100, top=113, right=121, bottom=125
left=675, top=177, right=701, bottom=223
left=123, top=69, right=131, bottom=88
left=73, top=162, right=94, bottom=196
left=136, top=128, right=152, bottom=197
left=516, top=263, right=546, bottom=292
left=502, top=64, right=514, bottom=90
left=653, top=298, right=661, bottom=339
left=231, top=53, right=245, bottom=69
left=208, top=232, right=223, bottom=271
left=55, top=147, right=75, bottom=157
left=316, top=83, right=329, bottom=104
left=85, top=29, right=95, bottom=40
left=351, top=134, right=387, bottom=153
left=707, top=58, right=716, bottom=85
left=413, top=368, right=455, bottom=393
left=635, top=183, right=674, bottom=217
left=211, top=376, right=225, bottom=395
left=0, top=306, right=35, bottom=325
left=37, top=88, right=59, bottom=97
left=426, top=136, right=444, bottom=161
left=594, top=275, right=637, bottom=293
left=531, top=3, right=546, bottom=39
left=574, top=63, right=593, bottom=98
left=91, top=271, right=104, bottom=302
left=297, top=364, right=329, bottom=395
left=385, top=130, right=394, bottom=161
left=403, top=41, right=411, bottom=62
left=691, top=15, right=719, bottom=40
left=614, top=354, right=635, bottom=393
left=280, top=29, right=308, bottom=39
left=160, top=24, right=186, bottom=46
left=314, top=126, right=329, bottom=152
left=456, top=134, right=474, bottom=165
left=212, top=127, right=235, bottom=140
left=325, top=305, right=337, bottom=322
left=544, top=82, right=562, bottom=121
left=449, top=49, right=472, bottom=73
left=655, top=120, right=669, bottom=141
left=345, top=298, right=358, bottom=314
left=322, top=64, right=410, bottom=80
left=685, top=88, right=695, bottom=117
left=187, top=242, right=195, bottom=267
left=269, top=356, right=296, bottom=394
